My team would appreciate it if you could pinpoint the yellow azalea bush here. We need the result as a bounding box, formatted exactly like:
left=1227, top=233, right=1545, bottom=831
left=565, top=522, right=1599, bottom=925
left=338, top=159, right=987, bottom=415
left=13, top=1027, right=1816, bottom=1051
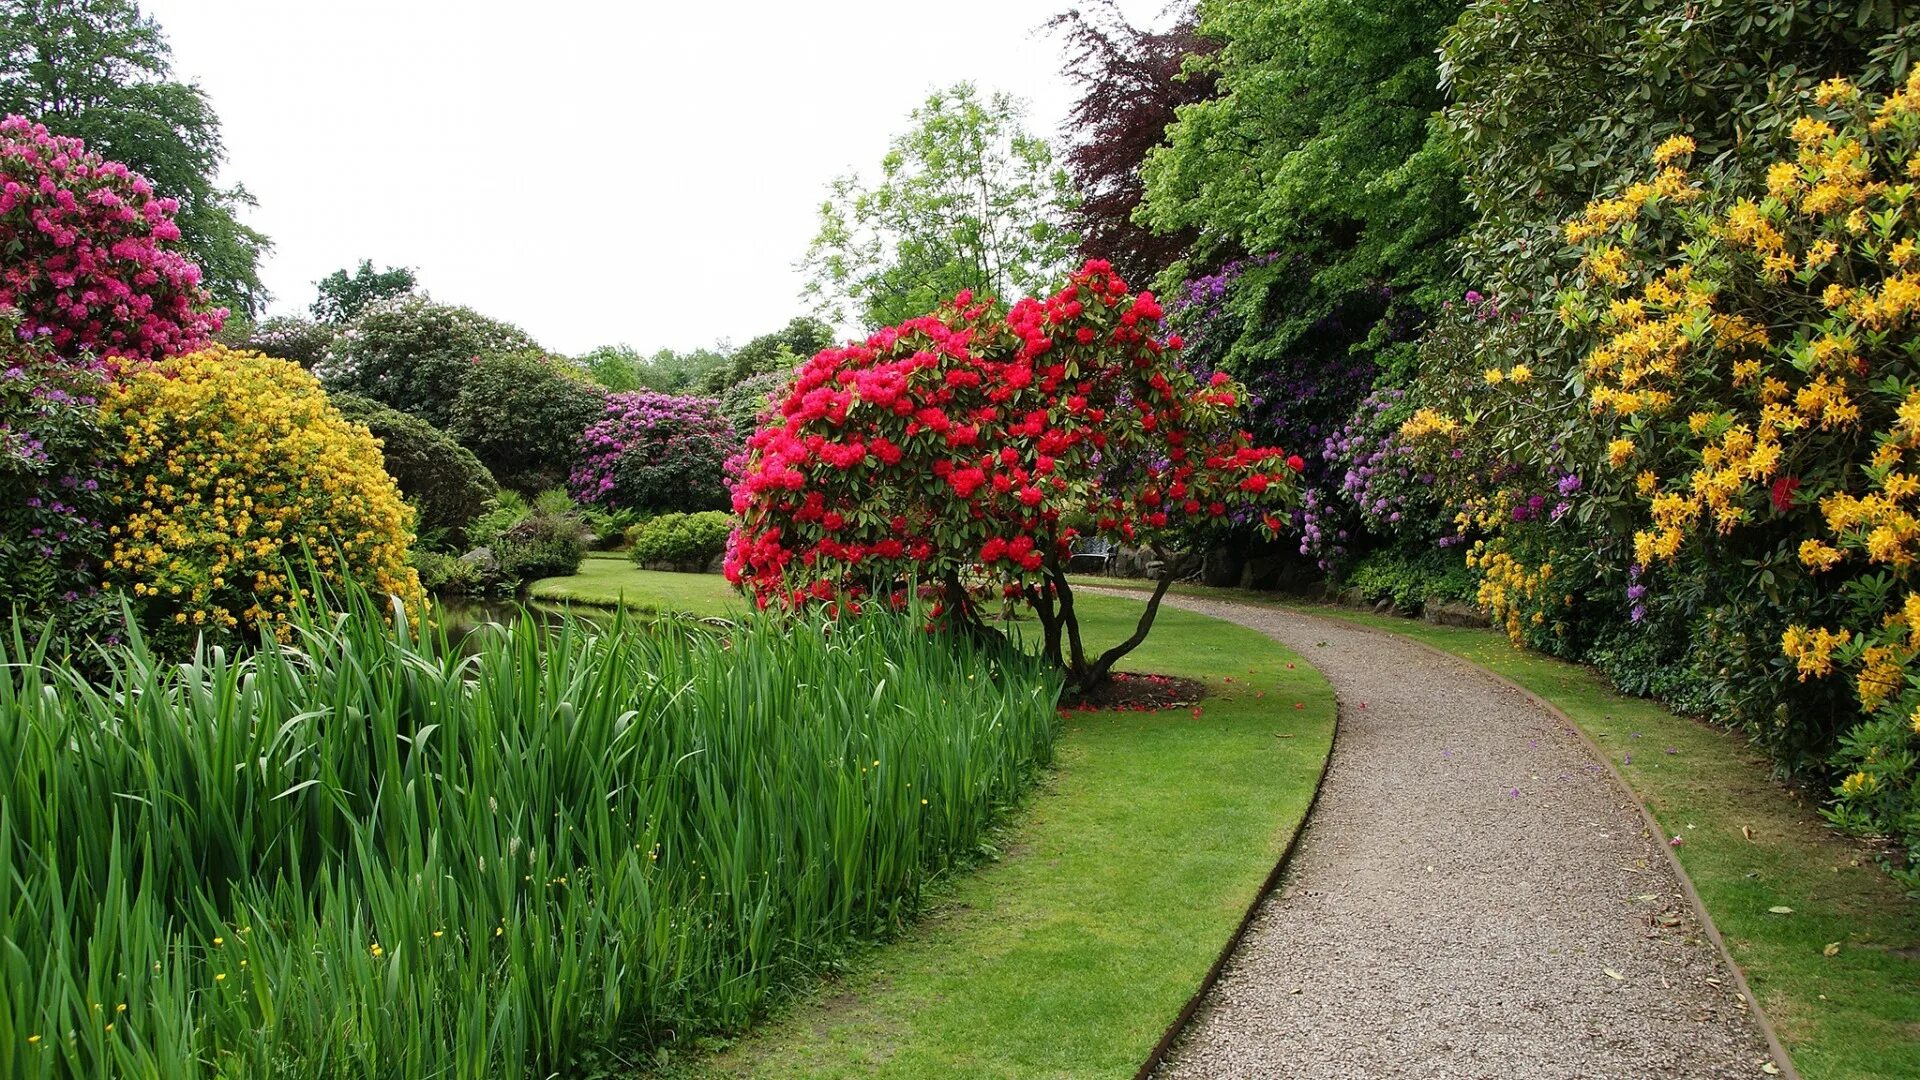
left=1556, top=71, right=1920, bottom=874
left=101, top=346, right=424, bottom=646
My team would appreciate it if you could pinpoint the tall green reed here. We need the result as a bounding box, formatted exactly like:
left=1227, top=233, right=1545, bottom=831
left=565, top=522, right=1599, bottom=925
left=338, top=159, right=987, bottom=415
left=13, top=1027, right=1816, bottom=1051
left=0, top=589, right=1060, bottom=1077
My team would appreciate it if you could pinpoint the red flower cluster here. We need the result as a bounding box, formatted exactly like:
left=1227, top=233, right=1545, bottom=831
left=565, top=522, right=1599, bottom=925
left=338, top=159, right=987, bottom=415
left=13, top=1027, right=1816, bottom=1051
left=0, top=116, right=220, bottom=362
left=726, top=261, right=1298, bottom=611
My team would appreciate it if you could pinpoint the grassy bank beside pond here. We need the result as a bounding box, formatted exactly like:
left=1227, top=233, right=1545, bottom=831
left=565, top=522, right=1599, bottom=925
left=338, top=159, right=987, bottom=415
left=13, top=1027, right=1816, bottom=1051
left=527, top=554, right=738, bottom=618
left=1073, top=577, right=1920, bottom=1080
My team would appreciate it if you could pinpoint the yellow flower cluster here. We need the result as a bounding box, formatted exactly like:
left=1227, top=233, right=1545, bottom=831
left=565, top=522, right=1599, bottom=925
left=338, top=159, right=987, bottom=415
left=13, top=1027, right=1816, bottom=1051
left=101, top=347, right=425, bottom=642
left=1564, top=70, right=1920, bottom=730
left=1399, top=407, right=1461, bottom=441
left=1466, top=534, right=1562, bottom=645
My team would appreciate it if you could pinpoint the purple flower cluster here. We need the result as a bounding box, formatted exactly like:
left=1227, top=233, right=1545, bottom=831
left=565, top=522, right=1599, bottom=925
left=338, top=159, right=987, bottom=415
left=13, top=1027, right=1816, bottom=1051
left=1, top=319, right=120, bottom=644
left=569, top=390, right=740, bottom=512
left=1297, top=389, right=1441, bottom=571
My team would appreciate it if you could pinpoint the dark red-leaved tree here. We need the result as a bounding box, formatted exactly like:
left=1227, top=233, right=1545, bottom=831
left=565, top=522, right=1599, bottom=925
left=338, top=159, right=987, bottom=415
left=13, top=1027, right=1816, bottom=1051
left=726, top=260, right=1300, bottom=691
left=1049, top=1, right=1217, bottom=284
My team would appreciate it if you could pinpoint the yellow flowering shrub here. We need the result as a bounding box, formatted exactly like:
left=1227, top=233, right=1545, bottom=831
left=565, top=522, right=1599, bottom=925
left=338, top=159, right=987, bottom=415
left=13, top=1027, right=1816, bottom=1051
left=1557, top=70, right=1920, bottom=875
left=101, top=347, right=425, bottom=645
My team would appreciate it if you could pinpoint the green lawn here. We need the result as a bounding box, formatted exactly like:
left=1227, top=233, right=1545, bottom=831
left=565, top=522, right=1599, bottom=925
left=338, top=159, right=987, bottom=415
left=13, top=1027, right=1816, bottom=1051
left=1077, top=577, right=1920, bottom=1080
left=690, top=593, right=1335, bottom=1078
left=528, top=554, right=740, bottom=618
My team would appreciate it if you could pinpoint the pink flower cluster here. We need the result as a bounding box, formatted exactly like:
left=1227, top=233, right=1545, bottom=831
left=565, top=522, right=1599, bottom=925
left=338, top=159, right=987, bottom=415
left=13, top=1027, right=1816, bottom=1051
left=569, top=389, right=740, bottom=510
left=0, top=116, right=221, bottom=363
left=726, top=261, right=1301, bottom=611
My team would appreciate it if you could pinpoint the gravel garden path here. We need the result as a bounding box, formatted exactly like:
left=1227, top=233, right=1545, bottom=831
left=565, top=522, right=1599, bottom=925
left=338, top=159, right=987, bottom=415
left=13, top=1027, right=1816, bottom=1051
left=1100, top=593, right=1782, bottom=1080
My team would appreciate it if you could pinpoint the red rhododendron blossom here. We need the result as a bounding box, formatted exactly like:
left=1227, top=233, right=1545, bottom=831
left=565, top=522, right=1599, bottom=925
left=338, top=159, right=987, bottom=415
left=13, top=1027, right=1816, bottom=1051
left=0, top=116, right=221, bottom=363
left=725, top=260, right=1298, bottom=642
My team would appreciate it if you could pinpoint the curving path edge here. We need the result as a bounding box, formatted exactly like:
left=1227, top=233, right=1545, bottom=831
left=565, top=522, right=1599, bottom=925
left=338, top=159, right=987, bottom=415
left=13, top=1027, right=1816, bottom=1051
left=1098, top=593, right=1788, bottom=1080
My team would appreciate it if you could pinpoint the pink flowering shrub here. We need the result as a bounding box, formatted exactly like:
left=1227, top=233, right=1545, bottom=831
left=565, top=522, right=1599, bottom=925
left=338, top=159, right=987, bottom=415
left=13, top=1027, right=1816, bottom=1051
left=0, top=116, right=221, bottom=363
left=570, top=390, right=740, bottom=512
left=728, top=260, right=1301, bottom=689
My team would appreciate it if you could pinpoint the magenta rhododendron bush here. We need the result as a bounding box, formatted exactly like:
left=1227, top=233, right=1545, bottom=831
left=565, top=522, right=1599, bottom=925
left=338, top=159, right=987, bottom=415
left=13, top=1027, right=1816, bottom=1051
left=0, top=116, right=220, bottom=362
left=728, top=260, right=1300, bottom=683
left=570, top=389, right=740, bottom=512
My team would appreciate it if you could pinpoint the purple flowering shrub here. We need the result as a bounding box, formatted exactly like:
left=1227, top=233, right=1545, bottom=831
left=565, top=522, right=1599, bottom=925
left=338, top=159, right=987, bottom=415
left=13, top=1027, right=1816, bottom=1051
left=1299, top=388, right=1445, bottom=571
left=0, top=314, right=122, bottom=650
left=571, top=390, right=739, bottom=513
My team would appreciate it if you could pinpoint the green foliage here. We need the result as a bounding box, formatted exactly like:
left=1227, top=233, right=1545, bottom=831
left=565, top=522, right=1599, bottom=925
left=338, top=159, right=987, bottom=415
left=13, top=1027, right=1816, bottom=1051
left=447, top=351, right=605, bottom=495
left=626, top=511, right=733, bottom=571
left=311, top=259, right=417, bottom=324
left=469, top=488, right=590, bottom=587
left=1439, top=0, right=1917, bottom=292
left=1344, top=545, right=1473, bottom=613
left=0, top=583, right=1062, bottom=1076
left=1142, top=0, right=1468, bottom=321
left=696, top=315, right=833, bottom=394
left=575, top=342, right=648, bottom=391
left=803, top=83, right=1080, bottom=328
left=320, top=295, right=540, bottom=429
left=407, top=546, right=488, bottom=597
left=328, top=392, right=497, bottom=551
left=0, top=0, right=271, bottom=314
left=719, top=369, right=788, bottom=439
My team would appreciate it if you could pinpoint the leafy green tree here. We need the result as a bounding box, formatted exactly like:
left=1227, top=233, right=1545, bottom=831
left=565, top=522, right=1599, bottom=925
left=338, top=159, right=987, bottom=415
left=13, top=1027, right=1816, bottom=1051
left=0, top=0, right=270, bottom=314
left=311, top=259, right=417, bottom=323
left=576, top=343, right=646, bottom=391
left=802, top=83, right=1080, bottom=328
left=696, top=315, right=832, bottom=393
left=447, top=350, right=605, bottom=495
left=1139, top=0, right=1467, bottom=370
left=1049, top=0, right=1217, bottom=284
left=635, top=345, right=728, bottom=393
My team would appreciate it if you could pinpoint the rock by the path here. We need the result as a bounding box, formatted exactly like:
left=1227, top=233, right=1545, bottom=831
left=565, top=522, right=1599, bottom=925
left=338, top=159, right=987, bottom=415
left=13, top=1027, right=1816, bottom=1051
left=1126, top=594, right=1778, bottom=1080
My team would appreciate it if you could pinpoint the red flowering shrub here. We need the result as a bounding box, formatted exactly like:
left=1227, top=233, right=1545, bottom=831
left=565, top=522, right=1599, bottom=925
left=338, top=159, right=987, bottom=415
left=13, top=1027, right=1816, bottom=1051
left=728, top=260, right=1299, bottom=687
left=0, top=116, right=220, bottom=362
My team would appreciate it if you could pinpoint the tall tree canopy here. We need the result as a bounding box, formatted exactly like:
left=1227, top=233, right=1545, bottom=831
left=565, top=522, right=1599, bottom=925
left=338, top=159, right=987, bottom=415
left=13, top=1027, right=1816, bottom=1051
left=802, top=82, right=1080, bottom=329
left=311, top=259, right=417, bottom=324
left=1139, top=0, right=1466, bottom=314
left=1049, top=0, right=1216, bottom=284
left=0, top=0, right=270, bottom=314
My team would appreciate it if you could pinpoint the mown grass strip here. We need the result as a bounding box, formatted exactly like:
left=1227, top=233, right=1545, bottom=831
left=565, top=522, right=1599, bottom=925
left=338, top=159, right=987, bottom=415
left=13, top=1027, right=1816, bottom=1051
left=1075, top=577, right=1919, bottom=1080
left=686, top=594, right=1336, bottom=1079
left=528, top=555, right=741, bottom=618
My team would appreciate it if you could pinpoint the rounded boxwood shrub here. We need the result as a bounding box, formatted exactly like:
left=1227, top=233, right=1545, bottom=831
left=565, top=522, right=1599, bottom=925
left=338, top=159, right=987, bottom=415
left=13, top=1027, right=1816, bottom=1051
left=571, top=390, right=738, bottom=512
left=101, top=346, right=424, bottom=648
left=625, top=511, right=733, bottom=571
left=449, top=350, right=607, bottom=495
left=319, top=295, right=539, bottom=428
left=328, top=391, right=496, bottom=550
left=0, top=116, right=221, bottom=362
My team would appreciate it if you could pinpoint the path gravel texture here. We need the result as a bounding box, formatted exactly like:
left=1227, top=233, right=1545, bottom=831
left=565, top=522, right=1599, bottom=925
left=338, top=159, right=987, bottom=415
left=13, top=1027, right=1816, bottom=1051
left=1124, top=594, right=1780, bottom=1080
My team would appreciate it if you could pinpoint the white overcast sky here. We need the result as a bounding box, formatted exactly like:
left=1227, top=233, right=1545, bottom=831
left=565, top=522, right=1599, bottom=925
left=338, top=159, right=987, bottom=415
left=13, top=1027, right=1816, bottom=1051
left=137, top=0, right=1168, bottom=356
